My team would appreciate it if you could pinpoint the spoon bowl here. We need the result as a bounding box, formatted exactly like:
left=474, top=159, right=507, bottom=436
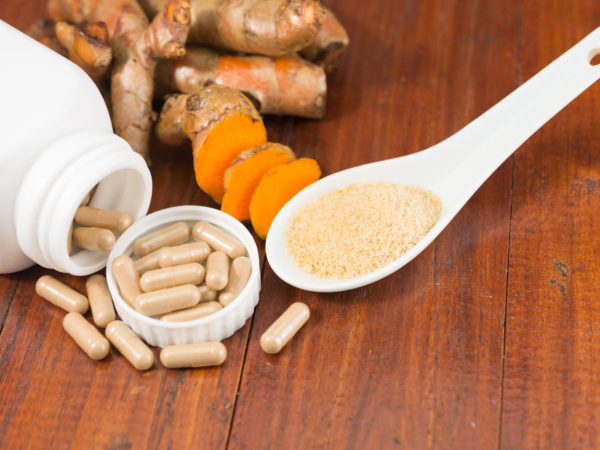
left=267, top=28, right=600, bottom=292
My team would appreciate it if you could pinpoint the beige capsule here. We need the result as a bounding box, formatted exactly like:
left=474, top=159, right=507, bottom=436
left=205, top=251, right=229, bottom=291
left=74, top=206, right=133, bottom=234
left=219, top=257, right=252, bottom=307
left=85, top=274, right=116, bottom=328
left=157, top=242, right=211, bottom=267
left=72, top=226, right=115, bottom=252
left=160, top=342, right=227, bottom=368
left=260, top=302, right=310, bottom=354
left=67, top=224, right=73, bottom=254
left=105, top=320, right=154, bottom=370
left=35, top=275, right=89, bottom=314
left=135, top=284, right=200, bottom=317
left=133, top=248, right=162, bottom=276
left=63, top=312, right=110, bottom=360
left=160, top=301, right=223, bottom=322
left=111, top=255, right=141, bottom=308
left=198, top=284, right=217, bottom=302
left=140, top=263, right=205, bottom=292
left=133, top=221, right=191, bottom=258
left=192, top=221, right=245, bottom=258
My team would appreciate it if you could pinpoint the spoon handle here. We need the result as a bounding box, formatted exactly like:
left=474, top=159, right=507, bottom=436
left=439, top=27, right=600, bottom=198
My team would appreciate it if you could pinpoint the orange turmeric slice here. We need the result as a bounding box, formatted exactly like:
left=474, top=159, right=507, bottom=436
left=221, top=143, right=296, bottom=222
left=193, top=112, right=266, bottom=203
left=155, top=86, right=267, bottom=204
left=249, top=158, right=321, bottom=239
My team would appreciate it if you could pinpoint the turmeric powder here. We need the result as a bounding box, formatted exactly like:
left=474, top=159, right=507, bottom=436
left=249, top=158, right=321, bottom=239
left=222, top=143, right=296, bottom=222
left=155, top=86, right=267, bottom=204
left=139, top=0, right=326, bottom=57
left=157, top=48, right=327, bottom=119
left=48, top=0, right=191, bottom=163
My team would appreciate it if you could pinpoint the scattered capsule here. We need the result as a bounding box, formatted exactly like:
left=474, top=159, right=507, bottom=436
left=67, top=224, right=73, bottom=254
left=133, top=221, right=190, bottom=258
left=85, top=274, right=116, bottom=328
left=260, top=302, right=310, bottom=354
left=140, top=263, right=205, bottom=292
left=157, top=242, right=211, bottom=267
left=160, top=342, right=227, bottom=368
left=219, top=257, right=252, bottom=307
left=135, top=284, right=200, bottom=317
left=133, top=248, right=162, bottom=275
left=74, top=206, right=133, bottom=234
left=105, top=320, right=154, bottom=370
left=35, top=275, right=89, bottom=314
left=205, top=251, right=229, bottom=291
left=111, top=255, right=141, bottom=308
left=198, top=284, right=217, bottom=302
left=192, top=221, right=245, bottom=258
left=63, top=312, right=110, bottom=360
left=160, top=301, right=223, bottom=322
left=72, top=226, right=115, bottom=252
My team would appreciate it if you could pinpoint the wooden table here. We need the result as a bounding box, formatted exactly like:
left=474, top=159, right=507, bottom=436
left=2, top=1, right=600, bottom=448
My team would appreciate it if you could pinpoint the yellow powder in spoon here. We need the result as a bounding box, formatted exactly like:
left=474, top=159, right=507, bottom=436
left=284, top=183, right=442, bottom=279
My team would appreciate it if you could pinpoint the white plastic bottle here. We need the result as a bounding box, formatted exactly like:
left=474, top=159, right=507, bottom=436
left=0, top=20, right=152, bottom=275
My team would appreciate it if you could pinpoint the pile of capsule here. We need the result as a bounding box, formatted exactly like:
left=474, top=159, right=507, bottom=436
left=112, top=220, right=252, bottom=321
left=69, top=187, right=133, bottom=254
left=35, top=274, right=227, bottom=369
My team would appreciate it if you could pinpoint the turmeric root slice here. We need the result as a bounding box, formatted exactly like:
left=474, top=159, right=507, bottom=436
left=157, top=47, right=327, bottom=119
left=222, top=143, right=296, bottom=222
left=250, top=158, right=321, bottom=239
left=299, top=6, right=349, bottom=69
left=140, top=0, right=326, bottom=57
left=155, top=86, right=267, bottom=203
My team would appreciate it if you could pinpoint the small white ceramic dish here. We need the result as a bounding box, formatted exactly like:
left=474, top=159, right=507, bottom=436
left=106, top=205, right=260, bottom=347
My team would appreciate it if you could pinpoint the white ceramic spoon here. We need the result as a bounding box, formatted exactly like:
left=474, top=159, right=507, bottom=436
left=266, top=28, right=600, bottom=293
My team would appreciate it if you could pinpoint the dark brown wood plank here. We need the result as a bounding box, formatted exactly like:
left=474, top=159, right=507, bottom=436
left=501, top=1, right=600, bottom=447
left=229, top=0, right=519, bottom=447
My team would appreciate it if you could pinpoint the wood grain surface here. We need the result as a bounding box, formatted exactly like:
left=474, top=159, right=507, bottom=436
left=2, top=0, right=600, bottom=448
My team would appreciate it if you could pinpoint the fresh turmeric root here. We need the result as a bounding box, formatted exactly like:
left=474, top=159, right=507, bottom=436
left=54, top=21, right=112, bottom=80
left=156, top=47, right=327, bottom=119
left=139, top=0, right=326, bottom=57
left=300, top=6, right=349, bottom=68
left=249, top=158, right=321, bottom=239
left=222, top=143, right=296, bottom=222
left=48, top=0, right=191, bottom=163
left=155, top=86, right=267, bottom=204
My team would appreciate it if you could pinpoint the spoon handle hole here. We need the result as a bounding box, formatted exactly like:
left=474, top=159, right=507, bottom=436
left=589, top=49, right=600, bottom=66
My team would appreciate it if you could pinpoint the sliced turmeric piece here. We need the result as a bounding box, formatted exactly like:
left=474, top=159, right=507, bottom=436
left=222, top=143, right=296, bottom=222
left=155, top=86, right=267, bottom=203
left=250, top=158, right=321, bottom=239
